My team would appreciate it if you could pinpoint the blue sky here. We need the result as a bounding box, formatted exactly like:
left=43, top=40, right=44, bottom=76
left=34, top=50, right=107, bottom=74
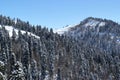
left=0, top=0, right=120, bottom=29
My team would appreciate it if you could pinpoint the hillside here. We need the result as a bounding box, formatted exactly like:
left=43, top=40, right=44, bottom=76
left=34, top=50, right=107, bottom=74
left=0, top=15, right=120, bottom=80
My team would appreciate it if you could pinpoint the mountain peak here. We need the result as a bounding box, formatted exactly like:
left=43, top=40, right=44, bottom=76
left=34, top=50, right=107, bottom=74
left=54, top=17, right=106, bottom=34
left=83, top=18, right=106, bottom=27
left=80, top=17, right=105, bottom=26
left=83, top=17, right=105, bottom=22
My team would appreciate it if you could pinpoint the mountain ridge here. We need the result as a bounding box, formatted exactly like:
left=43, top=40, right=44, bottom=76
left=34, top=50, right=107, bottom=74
left=54, top=17, right=120, bottom=35
left=0, top=15, right=119, bottom=80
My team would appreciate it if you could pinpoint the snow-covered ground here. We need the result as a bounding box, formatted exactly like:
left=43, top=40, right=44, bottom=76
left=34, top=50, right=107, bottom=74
left=54, top=19, right=106, bottom=35
left=85, top=19, right=100, bottom=27
left=84, top=19, right=106, bottom=32
left=99, top=22, right=106, bottom=26
left=0, top=25, right=40, bottom=39
left=53, top=24, right=78, bottom=34
left=0, top=61, right=5, bottom=67
left=53, top=19, right=120, bottom=45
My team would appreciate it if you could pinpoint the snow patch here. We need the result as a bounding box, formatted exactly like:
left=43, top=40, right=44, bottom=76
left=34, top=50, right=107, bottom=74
left=44, top=70, right=49, bottom=80
left=0, top=61, right=4, bottom=67
left=85, top=19, right=99, bottom=27
left=85, top=20, right=105, bottom=30
left=116, top=38, right=120, bottom=44
left=99, top=22, right=105, bottom=26
left=53, top=24, right=78, bottom=34
left=54, top=19, right=106, bottom=35
left=0, top=72, right=6, bottom=80
left=53, top=74, right=58, bottom=80
left=0, top=25, right=40, bottom=39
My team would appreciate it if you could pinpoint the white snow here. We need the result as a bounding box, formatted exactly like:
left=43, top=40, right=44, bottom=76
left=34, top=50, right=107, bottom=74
left=53, top=24, right=78, bottom=34
left=54, top=19, right=106, bottom=35
left=109, top=33, right=115, bottom=39
left=14, top=19, right=17, bottom=24
left=44, top=70, right=49, bottom=80
left=53, top=74, right=58, bottom=80
left=85, top=19, right=99, bottom=27
left=0, top=72, right=4, bottom=76
left=54, top=25, right=72, bottom=34
left=84, top=19, right=106, bottom=31
left=110, top=36, right=114, bottom=39
left=116, top=38, right=120, bottom=44
left=99, top=22, right=105, bottom=26
left=0, top=61, right=5, bottom=67
left=0, top=25, right=40, bottom=39
left=0, top=72, right=6, bottom=80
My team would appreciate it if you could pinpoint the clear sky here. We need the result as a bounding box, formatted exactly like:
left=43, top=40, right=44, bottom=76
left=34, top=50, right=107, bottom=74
left=0, top=0, right=120, bottom=29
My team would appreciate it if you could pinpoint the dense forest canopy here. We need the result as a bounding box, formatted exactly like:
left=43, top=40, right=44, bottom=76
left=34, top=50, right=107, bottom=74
left=0, top=15, right=119, bottom=80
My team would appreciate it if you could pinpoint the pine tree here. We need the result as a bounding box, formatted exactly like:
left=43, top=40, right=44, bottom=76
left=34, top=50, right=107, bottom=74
left=12, top=29, right=17, bottom=41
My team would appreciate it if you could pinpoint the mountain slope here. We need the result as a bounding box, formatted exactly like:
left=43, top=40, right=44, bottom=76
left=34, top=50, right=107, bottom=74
left=55, top=17, right=120, bottom=45
left=0, top=15, right=120, bottom=80
left=54, top=17, right=106, bottom=34
left=55, top=17, right=119, bottom=35
left=0, top=25, right=40, bottom=39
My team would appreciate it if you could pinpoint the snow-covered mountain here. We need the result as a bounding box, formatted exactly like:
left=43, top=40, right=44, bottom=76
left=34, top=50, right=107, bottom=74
left=53, top=24, right=78, bottom=34
left=54, top=17, right=120, bottom=49
left=0, top=15, right=120, bottom=80
left=54, top=17, right=106, bottom=35
left=54, top=17, right=120, bottom=44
